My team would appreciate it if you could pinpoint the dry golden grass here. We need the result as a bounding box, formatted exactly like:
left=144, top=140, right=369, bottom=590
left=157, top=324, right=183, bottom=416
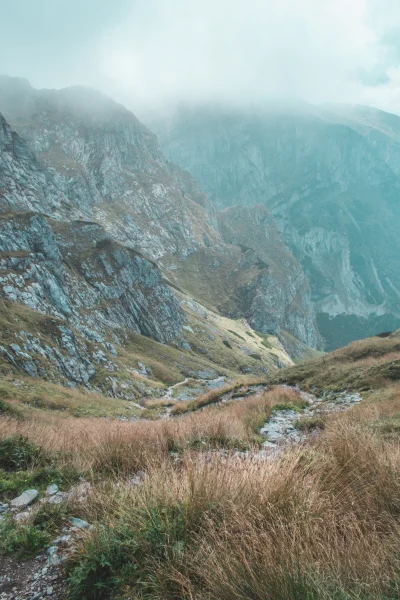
left=350, top=351, right=400, bottom=367
left=170, top=377, right=265, bottom=415
left=66, top=416, right=400, bottom=599
left=2, top=366, right=400, bottom=599
left=0, top=386, right=302, bottom=474
left=0, top=374, right=144, bottom=418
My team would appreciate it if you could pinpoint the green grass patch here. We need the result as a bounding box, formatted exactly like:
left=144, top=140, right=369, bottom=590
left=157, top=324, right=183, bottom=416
left=0, top=500, right=74, bottom=558
left=0, top=516, right=51, bottom=558
left=0, top=435, right=47, bottom=471
left=271, top=336, right=400, bottom=393
left=261, top=339, right=273, bottom=350
left=67, top=500, right=210, bottom=600
left=272, top=401, right=308, bottom=413
left=370, top=414, right=400, bottom=440
left=31, top=501, right=71, bottom=534
left=0, top=464, right=81, bottom=501
left=0, top=397, right=21, bottom=418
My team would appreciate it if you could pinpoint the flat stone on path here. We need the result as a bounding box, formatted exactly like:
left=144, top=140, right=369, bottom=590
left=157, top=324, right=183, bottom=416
left=10, top=489, right=38, bottom=509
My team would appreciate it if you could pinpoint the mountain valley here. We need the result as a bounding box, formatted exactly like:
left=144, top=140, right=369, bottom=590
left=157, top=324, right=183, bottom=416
left=0, top=76, right=400, bottom=600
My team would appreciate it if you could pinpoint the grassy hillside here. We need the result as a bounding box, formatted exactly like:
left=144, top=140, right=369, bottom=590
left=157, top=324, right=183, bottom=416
left=0, top=296, right=292, bottom=405
left=0, top=333, right=399, bottom=599
left=271, top=330, right=400, bottom=392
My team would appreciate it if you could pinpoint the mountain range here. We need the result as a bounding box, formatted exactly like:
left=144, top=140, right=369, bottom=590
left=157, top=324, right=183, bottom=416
left=0, top=75, right=319, bottom=395
left=0, top=74, right=399, bottom=399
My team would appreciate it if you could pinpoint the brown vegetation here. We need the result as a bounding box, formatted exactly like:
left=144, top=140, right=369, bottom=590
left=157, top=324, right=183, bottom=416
left=1, top=334, right=400, bottom=599
left=272, top=333, right=400, bottom=392
left=64, top=385, right=400, bottom=599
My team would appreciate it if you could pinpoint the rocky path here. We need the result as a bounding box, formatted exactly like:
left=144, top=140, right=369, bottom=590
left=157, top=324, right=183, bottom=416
left=0, top=485, right=91, bottom=600
left=0, top=553, right=67, bottom=600
left=260, top=387, right=362, bottom=449
left=0, top=386, right=363, bottom=598
left=163, top=377, right=191, bottom=400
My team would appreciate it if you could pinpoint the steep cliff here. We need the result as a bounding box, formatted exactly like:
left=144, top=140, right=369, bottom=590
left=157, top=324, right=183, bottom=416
left=154, top=104, right=400, bottom=349
left=217, top=205, right=318, bottom=347
left=0, top=76, right=319, bottom=351
left=0, top=76, right=219, bottom=260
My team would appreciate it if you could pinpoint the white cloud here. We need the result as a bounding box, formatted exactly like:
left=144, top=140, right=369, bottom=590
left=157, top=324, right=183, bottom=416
left=2, top=0, right=400, bottom=114
left=96, top=0, right=400, bottom=113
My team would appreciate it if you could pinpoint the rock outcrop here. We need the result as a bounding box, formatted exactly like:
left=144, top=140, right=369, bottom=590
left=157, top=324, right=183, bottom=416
left=0, top=212, right=184, bottom=345
left=217, top=205, right=318, bottom=348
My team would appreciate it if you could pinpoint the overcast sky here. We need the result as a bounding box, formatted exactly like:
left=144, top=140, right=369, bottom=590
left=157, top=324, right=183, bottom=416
left=2, top=0, right=400, bottom=115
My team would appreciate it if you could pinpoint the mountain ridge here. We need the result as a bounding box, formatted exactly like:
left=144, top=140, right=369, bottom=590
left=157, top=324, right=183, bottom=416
left=0, top=75, right=319, bottom=349
left=0, top=76, right=321, bottom=395
left=153, top=102, right=400, bottom=349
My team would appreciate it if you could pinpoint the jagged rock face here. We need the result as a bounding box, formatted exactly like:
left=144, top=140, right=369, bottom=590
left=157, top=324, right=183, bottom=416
left=0, top=77, right=319, bottom=350
left=0, top=212, right=184, bottom=345
left=0, top=76, right=218, bottom=261
left=154, top=104, right=400, bottom=349
left=217, top=205, right=319, bottom=348
left=0, top=114, right=54, bottom=213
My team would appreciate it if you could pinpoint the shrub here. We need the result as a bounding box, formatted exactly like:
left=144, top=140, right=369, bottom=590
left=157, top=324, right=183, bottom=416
left=0, top=516, right=51, bottom=557
left=0, top=436, right=46, bottom=471
left=222, top=340, right=232, bottom=349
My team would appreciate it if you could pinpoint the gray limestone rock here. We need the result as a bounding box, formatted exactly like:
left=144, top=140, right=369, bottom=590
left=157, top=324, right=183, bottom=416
left=10, top=489, right=38, bottom=509
left=45, top=484, right=59, bottom=496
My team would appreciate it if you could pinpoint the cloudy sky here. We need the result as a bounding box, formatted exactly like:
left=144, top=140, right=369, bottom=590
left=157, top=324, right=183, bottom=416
left=2, top=0, right=400, bottom=115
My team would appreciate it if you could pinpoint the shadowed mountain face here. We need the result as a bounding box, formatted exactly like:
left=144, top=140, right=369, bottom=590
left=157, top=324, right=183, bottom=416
left=153, top=104, right=400, bottom=349
left=0, top=76, right=320, bottom=392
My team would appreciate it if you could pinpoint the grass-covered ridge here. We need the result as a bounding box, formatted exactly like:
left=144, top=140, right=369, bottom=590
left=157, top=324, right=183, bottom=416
left=271, top=330, right=400, bottom=392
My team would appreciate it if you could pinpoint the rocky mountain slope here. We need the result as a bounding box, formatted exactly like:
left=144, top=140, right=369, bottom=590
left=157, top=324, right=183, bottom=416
left=154, top=103, right=400, bottom=349
left=0, top=76, right=321, bottom=394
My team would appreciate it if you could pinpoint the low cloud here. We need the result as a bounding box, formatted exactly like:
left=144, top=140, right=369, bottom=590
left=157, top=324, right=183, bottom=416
left=2, top=0, right=400, bottom=114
